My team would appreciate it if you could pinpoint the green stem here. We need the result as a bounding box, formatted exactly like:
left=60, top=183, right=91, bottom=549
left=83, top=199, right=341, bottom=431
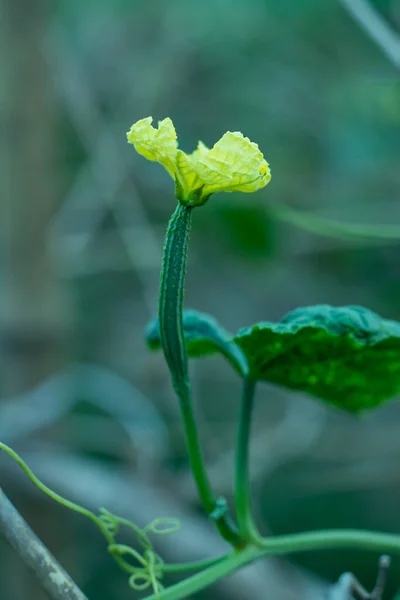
left=162, top=554, right=227, bottom=574
left=159, top=203, right=241, bottom=548
left=144, top=529, right=400, bottom=600
left=235, top=377, right=259, bottom=543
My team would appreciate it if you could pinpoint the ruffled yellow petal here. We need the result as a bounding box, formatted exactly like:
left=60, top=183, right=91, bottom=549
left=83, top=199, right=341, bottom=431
left=189, top=140, right=210, bottom=162
left=194, top=131, right=271, bottom=195
left=175, top=150, right=203, bottom=201
left=126, top=117, right=177, bottom=178
left=127, top=118, right=271, bottom=205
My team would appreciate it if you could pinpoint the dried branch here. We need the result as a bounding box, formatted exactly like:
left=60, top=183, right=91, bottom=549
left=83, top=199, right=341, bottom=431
left=0, top=487, right=88, bottom=600
left=326, top=555, right=391, bottom=600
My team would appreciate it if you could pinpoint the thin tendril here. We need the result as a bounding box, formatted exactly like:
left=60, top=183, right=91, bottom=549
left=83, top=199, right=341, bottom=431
left=0, top=442, right=185, bottom=595
left=0, top=443, right=101, bottom=529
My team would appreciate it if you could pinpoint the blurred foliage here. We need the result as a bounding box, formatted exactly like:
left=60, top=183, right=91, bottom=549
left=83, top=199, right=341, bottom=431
left=2, top=0, right=400, bottom=598
left=197, top=201, right=275, bottom=260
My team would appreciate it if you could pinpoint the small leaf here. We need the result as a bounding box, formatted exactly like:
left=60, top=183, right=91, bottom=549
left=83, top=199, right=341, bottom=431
left=145, top=309, right=248, bottom=376
left=235, top=305, right=400, bottom=413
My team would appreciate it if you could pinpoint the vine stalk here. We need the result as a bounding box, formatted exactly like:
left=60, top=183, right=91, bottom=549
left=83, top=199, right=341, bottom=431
left=143, top=530, right=400, bottom=600
left=235, top=377, right=259, bottom=544
left=158, top=202, right=242, bottom=547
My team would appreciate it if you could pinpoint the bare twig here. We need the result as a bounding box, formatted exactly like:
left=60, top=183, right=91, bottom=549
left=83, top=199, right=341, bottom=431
left=0, top=487, right=88, bottom=600
left=371, top=555, right=391, bottom=600
left=338, top=0, right=400, bottom=69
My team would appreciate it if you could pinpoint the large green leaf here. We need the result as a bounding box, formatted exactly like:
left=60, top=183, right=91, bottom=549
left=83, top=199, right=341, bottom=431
left=235, top=305, right=400, bottom=413
left=146, top=305, right=400, bottom=413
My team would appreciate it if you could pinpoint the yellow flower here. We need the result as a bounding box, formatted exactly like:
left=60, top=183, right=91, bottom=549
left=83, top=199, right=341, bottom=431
left=127, top=117, right=271, bottom=205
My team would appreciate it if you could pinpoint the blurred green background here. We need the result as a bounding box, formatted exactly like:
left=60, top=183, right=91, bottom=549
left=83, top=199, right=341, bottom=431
left=1, top=0, right=400, bottom=598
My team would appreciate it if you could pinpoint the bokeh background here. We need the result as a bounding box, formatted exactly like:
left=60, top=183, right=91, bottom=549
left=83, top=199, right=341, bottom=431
left=1, top=0, right=400, bottom=598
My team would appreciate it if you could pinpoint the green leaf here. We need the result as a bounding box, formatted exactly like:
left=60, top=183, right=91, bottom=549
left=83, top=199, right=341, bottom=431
left=235, top=304, right=400, bottom=413
left=145, top=309, right=248, bottom=376
left=146, top=305, right=400, bottom=413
